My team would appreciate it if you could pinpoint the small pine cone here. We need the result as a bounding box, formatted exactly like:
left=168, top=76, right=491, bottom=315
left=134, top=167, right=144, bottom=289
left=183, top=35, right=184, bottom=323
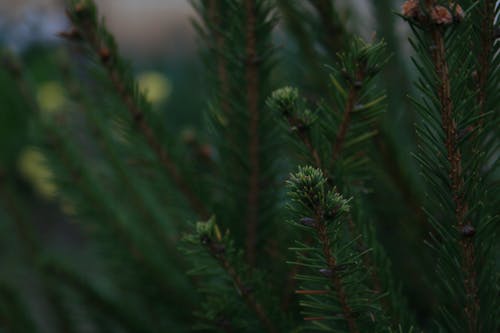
left=401, top=0, right=420, bottom=19
left=430, top=5, right=453, bottom=25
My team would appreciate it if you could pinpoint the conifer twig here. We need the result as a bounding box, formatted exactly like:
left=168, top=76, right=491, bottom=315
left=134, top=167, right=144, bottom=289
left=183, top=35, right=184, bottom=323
left=66, top=2, right=208, bottom=219
left=244, top=0, right=261, bottom=266
left=424, top=2, right=479, bottom=331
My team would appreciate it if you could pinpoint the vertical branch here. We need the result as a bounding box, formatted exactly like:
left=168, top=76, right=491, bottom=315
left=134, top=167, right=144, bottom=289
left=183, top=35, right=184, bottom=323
left=244, top=0, right=260, bottom=266
left=425, top=2, right=479, bottom=331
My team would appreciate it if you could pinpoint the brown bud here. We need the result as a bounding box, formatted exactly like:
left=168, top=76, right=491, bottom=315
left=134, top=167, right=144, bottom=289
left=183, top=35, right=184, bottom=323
left=461, top=225, right=475, bottom=238
left=453, top=4, right=464, bottom=22
left=212, top=243, right=225, bottom=255
left=319, top=268, right=332, bottom=277
left=299, top=217, right=317, bottom=227
left=181, top=128, right=197, bottom=145
left=74, top=2, right=88, bottom=16
left=99, top=47, right=111, bottom=63
left=430, top=6, right=453, bottom=25
left=198, top=144, right=213, bottom=160
left=401, top=0, right=421, bottom=19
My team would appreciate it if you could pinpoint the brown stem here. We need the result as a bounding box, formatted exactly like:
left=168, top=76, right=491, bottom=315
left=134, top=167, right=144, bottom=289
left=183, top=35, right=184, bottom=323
left=244, top=0, right=260, bottom=266
left=331, top=70, right=365, bottom=166
left=426, top=4, right=479, bottom=331
left=70, top=14, right=208, bottom=219
left=206, top=240, right=278, bottom=333
left=315, top=220, right=359, bottom=333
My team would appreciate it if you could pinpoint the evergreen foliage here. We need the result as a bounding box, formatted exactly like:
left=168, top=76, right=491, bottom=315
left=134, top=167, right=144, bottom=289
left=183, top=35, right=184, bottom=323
left=0, top=0, right=498, bottom=332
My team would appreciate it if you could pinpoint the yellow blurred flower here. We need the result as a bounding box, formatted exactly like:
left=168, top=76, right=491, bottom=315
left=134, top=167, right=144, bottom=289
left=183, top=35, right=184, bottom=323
left=18, top=147, right=56, bottom=200
left=36, top=81, right=66, bottom=114
left=137, top=71, right=171, bottom=106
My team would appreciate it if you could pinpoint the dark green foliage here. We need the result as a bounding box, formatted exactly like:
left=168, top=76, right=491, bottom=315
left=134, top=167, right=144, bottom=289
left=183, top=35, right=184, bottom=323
left=402, top=1, right=499, bottom=332
left=0, top=0, right=498, bottom=332
left=286, top=166, right=386, bottom=332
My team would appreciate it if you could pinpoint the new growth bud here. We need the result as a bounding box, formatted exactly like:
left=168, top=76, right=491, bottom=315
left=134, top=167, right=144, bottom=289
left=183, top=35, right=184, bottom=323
left=267, top=86, right=299, bottom=115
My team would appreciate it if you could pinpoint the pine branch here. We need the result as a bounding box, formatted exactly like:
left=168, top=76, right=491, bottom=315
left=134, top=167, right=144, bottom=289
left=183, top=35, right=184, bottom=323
left=65, top=0, right=208, bottom=219
left=287, top=166, right=386, bottom=332
left=423, top=3, right=478, bottom=330
left=401, top=2, right=498, bottom=331
left=194, top=0, right=280, bottom=266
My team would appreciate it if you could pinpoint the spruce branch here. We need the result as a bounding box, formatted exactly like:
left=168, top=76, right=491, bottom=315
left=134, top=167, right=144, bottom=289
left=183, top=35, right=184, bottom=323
left=65, top=0, right=208, bottom=219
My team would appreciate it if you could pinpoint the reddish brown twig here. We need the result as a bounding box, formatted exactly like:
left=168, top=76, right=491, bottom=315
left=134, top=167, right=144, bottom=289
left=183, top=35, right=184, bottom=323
left=425, top=2, right=479, bottom=331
